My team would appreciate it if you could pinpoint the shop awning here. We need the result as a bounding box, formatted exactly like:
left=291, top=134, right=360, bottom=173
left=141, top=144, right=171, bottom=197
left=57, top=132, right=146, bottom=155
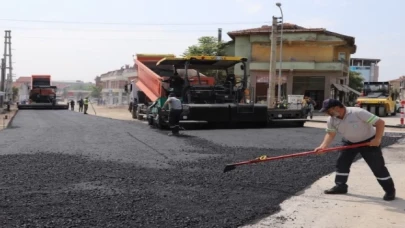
left=331, top=84, right=362, bottom=96
left=342, top=85, right=361, bottom=96
left=331, top=83, right=347, bottom=92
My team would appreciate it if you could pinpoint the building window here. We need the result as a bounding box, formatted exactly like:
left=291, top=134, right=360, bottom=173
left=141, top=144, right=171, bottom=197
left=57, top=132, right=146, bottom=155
left=338, top=52, right=346, bottom=61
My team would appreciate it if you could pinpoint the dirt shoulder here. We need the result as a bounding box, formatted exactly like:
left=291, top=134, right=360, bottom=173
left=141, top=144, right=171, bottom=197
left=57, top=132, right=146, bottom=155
left=74, top=104, right=137, bottom=122
left=0, top=105, right=18, bottom=131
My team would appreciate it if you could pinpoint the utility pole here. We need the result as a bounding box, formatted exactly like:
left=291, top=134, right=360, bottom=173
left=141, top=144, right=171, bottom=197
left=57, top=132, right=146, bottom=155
left=216, top=28, right=223, bottom=81
left=3, top=30, right=12, bottom=102
left=0, top=58, right=5, bottom=108
left=267, top=17, right=278, bottom=108
left=276, top=2, right=284, bottom=102
left=218, top=28, right=222, bottom=43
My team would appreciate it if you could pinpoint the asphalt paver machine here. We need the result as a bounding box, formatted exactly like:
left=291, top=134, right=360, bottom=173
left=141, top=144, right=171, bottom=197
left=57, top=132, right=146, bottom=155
left=146, top=56, right=269, bottom=129
left=17, top=75, right=68, bottom=110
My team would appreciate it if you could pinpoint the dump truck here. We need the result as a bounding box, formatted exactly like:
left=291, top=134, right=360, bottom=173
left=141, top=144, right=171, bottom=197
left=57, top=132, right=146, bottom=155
left=130, top=55, right=306, bottom=129
left=356, top=81, right=397, bottom=116
left=125, top=54, right=214, bottom=120
left=17, top=75, right=69, bottom=110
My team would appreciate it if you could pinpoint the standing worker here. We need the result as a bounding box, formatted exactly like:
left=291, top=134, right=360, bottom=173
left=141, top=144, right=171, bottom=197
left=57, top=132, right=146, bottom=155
left=162, top=93, right=182, bottom=136
left=83, top=97, right=89, bottom=114
left=78, top=98, right=84, bottom=113
left=314, top=99, right=396, bottom=201
left=306, top=97, right=317, bottom=119
left=70, top=100, right=75, bottom=111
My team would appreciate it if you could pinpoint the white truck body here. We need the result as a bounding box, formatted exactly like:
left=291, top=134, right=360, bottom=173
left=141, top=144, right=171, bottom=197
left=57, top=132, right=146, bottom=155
left=18, top=83, right=30, bottom=103
left=129, top=79, right=139, bottom=102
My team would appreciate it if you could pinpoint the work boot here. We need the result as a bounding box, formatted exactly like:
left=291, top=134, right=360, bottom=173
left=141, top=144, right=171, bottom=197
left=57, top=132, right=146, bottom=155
left=383, top=190, right=396, bottom=201
left=324, top=185, right=348, bottom=194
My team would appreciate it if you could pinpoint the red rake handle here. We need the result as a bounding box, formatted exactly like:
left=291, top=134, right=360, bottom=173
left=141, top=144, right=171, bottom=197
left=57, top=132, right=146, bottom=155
left=230, top=142, right=370, bottom=167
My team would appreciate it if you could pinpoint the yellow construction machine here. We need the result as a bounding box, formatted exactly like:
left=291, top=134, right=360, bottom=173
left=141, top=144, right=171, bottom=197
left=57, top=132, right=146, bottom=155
left=356, top=81, right=397, bottom=117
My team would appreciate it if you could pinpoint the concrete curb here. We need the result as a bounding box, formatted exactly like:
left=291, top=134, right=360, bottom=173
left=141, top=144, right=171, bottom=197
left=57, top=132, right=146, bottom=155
left=1, top=109, right=19, bottom=130
left=307, top=119, right=405, bottom=128
left=7, top=109, right=19, bottom=128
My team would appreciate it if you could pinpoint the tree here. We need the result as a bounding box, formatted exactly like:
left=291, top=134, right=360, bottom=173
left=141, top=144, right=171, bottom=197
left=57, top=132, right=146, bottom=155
left=393, top=88, right=400, bottom=100
left=183, top=36, right=226, bottom=57
left=90, top=85, right=102, bottom=98
left=183, top=36, right=228, bottom=82
left=69, top=83, right=92, bottom=91
left=12, top=86, right=19, bottom=101
left=348, top=71, right=364, bottom=102
left=349, top=71, right=364, bottom=91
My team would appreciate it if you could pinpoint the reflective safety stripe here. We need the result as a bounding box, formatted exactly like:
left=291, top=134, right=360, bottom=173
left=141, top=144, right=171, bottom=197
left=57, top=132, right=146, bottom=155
left=376, top=176, right=392, bottom=181
left=366, top=115, right=379, bottom=124
left=336, top=172, right=349, bottom=176
left=325, top=128, right=337, bottom=132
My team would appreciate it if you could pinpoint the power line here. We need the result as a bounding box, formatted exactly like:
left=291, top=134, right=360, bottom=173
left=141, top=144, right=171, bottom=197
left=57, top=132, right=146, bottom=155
left=0, top=18, right=268, bottom=26
left=12, top=36, right=214, bottom=45
left=0, top=26, right=220, bottom=33
left=16, top=36, right=206, bottom=41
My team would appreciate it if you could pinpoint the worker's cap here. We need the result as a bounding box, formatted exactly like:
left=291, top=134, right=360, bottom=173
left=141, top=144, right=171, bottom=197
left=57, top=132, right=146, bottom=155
left=319, top=99, right=343, bottom=112
left=168, top=93, right=176, bottom=97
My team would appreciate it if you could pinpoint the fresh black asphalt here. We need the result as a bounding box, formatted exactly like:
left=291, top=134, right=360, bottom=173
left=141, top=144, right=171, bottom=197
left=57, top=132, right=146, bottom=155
left=0, top=110, right=402, bottom=227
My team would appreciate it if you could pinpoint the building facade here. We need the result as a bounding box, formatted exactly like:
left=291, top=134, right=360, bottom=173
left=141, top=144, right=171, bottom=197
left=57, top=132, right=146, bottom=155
left=94, top=76, right=102, bottom=88
left=397, top=76, right=405, bottom=100
left=225, top=23, right=360, bottom=108
left=350, top=58, right=380, bottom=82
left=99, top=65, right=137, bottom=105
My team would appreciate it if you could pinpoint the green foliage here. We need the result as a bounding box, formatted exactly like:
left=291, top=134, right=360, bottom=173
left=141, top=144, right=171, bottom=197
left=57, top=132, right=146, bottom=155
left=183, top=36, right=229, bottom=82
left=90, top=85, right=102, bottom=98
left=393, top=89, right=400, bottom=100
left=348, top=71, right=364, bottom=92
left=183, top=36, right=226, bottom=57
left=348, top=71, right=364, bottom=102
left=12, top=86, right=18, bottom=101
left=68, top=83, right=92, bottom=90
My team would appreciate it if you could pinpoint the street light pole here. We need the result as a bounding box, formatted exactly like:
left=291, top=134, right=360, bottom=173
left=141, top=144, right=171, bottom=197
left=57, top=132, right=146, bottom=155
left=276, top=2, right=284, bottom=102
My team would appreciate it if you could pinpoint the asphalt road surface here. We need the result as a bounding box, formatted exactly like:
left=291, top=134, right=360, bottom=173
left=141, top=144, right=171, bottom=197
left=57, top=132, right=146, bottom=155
left=0, top=110, right=402, bottom=227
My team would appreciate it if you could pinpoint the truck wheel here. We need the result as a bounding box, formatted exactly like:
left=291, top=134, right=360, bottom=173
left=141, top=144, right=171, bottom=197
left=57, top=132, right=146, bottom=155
left=128, top=102, right=133, bottom=113
left=377, top=106, right=386, bottom=117
left=132, top=109, right=137, bottom=119
left=154, top=114, right=163, bottom=129
left=147, top=116, right=153, bottom=125
left=370, top=106, right=376, bottom=115
left=137, top=110, right=143, bottom=120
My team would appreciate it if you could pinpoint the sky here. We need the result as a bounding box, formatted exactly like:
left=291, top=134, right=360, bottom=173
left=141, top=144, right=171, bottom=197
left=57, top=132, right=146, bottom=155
left=0, top=0, right=403, bottom=82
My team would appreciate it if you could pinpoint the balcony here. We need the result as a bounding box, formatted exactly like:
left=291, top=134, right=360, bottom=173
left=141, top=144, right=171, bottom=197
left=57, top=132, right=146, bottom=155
left=250, top=58, right=349, bottom=72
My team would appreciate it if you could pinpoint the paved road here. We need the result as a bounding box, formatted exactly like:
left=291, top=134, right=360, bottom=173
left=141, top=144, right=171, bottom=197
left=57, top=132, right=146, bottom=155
left=0, top=110, right=402, bottom=227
